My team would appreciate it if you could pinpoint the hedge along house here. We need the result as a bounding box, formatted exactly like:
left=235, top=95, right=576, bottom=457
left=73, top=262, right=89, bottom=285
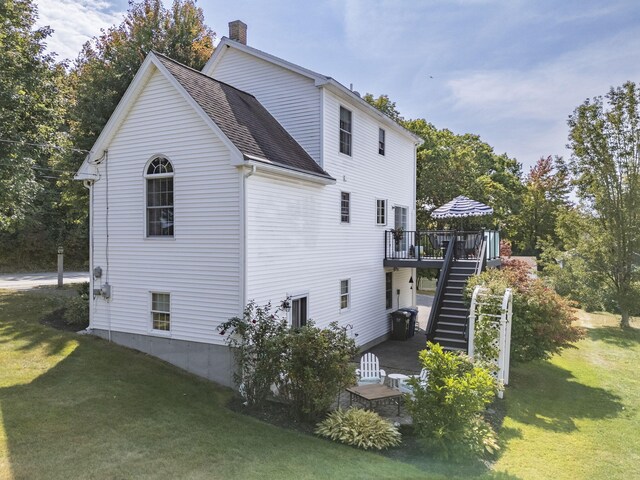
left=75, top=21, right=422, bottom=387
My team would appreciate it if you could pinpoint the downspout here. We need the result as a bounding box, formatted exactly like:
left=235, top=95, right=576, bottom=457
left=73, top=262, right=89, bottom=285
left=241, top=165, right=257, bottom=312
left=83, top=179, right=94, bottom=333
left=412, top=143, right=418, bottom=308
left=88, top=150, right=110, bottom=341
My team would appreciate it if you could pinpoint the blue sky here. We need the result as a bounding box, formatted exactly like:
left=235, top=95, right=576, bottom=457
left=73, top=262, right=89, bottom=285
left=37, top=0, right=640, bottom=171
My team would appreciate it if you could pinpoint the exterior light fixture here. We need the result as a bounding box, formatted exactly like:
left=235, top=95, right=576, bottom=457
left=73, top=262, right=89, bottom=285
left=281, top=297, right=291, bottom=312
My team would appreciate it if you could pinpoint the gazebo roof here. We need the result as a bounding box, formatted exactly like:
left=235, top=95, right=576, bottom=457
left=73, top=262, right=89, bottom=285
left=431, top=195, right=493, bottom=219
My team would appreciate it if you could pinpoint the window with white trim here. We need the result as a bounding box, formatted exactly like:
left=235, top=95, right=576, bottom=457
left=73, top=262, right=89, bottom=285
left=379, top=128, right=385, bottom=155
left=339, top=106, right=352, bottom=155
left=145, top=156, right=174, bottom=237
left=341, top=192, right=350, bottom=223
left=291, top=295, right=308, bottom=328
left=340, top=279, right=350, bottom=310
left=376, top=199, right=387, bottom=225
left=151, top=292, right=171, bottom=331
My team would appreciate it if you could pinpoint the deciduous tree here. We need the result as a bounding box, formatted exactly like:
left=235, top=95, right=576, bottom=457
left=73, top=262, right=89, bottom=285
left=404, top=119, right=523, bottom=234
left=0, top=0, right=66, bottom=231
left=511, top=156, right=571, bottom=255
left=567, top=81, right=640, bottom=328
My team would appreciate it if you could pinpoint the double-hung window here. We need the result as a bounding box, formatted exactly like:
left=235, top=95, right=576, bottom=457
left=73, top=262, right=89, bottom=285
left=291, top=295, right=308, bottom=328
left=340, top=279, right=350, bottom=310
left=341, top=192, right=350, bottom=223
left=376, top=199, right=387, bottom=225
left=379, top=128, right=385, bottom=155
left=339, top=107, right=352, bottom=155
left=151, top=292, right=171, bottom=331
left=146, top=156, right=174, bottom=237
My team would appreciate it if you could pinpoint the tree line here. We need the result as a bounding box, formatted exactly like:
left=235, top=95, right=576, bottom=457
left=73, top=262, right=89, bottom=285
left=363, top=88, right=639, bottom=328
left=0, top=0, right=214, bottom=271
left=1, top=0, right=638, bottom=327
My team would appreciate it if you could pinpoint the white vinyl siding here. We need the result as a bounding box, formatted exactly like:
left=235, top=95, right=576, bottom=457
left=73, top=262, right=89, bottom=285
left=244, top=115, right=415, bottom=347
left=243, top=85, right=416, bottom=348
left=89, top=68, right=241, bottom=345
left=207, top=47, right=321, bottom=162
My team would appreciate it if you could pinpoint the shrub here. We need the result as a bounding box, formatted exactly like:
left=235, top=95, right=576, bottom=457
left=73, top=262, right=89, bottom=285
left=406, top=342, right=498, bottom=458
left=76, top=281, right=90, bottom=297
left=315, top=408, right=401, bottom=450
left=64, top=294, right=89, bottom=329
left=218, top=301, right=289, bottom=406
left=465, top=262, right=584, bottom=363
left=279, top=322, right=357, bottom=420
left=219, top=302, right=357, bottom=418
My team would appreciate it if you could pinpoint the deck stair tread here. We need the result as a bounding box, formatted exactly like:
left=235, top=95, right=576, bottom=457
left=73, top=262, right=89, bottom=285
left=427, top=251, right=486, bottom=354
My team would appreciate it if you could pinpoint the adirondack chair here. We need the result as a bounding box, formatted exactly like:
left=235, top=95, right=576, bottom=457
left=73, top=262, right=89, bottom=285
left=398, top=368, right=429, bottom=396
left=355, top=353, right=386, bottom=385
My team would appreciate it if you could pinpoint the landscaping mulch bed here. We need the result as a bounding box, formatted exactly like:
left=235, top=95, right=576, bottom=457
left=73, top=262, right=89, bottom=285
left=40, top=307, right=84, bottom=332
left=227, top=395, right=317, bottom=435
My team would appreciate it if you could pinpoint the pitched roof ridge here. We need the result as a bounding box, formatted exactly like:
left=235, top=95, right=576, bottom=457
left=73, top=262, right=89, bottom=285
left=151, top=50, right=258, bottom=99
left=219, top=37, right=331, bottom=81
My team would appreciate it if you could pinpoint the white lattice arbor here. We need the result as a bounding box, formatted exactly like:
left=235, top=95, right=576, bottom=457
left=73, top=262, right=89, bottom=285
left=468, top=285, right=513, bottom=398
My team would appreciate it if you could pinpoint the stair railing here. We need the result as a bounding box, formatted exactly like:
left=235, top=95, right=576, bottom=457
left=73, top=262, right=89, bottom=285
left=426, top=233, right=457, bottom=341
left=464, top=237, right=488, bottom=345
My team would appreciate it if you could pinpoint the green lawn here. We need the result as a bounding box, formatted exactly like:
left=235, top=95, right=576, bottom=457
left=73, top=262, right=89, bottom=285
left=1, top=289, right=638, bottom=479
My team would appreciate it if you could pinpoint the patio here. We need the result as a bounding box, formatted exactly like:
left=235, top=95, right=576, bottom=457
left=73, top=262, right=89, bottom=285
left=335, top=297, right=434, bottom=423
left=365, top=296, right=432, bottom=375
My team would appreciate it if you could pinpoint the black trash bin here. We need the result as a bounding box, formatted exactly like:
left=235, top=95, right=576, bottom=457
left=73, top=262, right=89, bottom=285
left=399, top=307, right=419, bottom=338
left=391, top=310, right=411, bottom=340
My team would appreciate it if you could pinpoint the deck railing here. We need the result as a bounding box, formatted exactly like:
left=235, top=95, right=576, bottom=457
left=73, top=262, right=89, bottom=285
left=385, top=229, right=500, bottom=262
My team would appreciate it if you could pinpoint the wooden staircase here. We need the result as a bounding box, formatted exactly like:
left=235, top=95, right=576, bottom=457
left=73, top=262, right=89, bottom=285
left=426, top=234, right=487, bottom=352
left=430, top=260, right=477, bottom=351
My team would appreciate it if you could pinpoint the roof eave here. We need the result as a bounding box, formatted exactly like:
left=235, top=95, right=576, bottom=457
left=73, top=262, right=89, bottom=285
left=242, top=156, right=335, bottom=185
left=203, top=39, right=421, bottom=144
left=319, top=79, right=423, bottom=144
left=203, top=37, right=326, bottom=83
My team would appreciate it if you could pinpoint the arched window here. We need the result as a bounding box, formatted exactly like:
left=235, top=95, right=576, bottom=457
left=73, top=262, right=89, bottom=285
left=145, top=156, right=174, bottom=237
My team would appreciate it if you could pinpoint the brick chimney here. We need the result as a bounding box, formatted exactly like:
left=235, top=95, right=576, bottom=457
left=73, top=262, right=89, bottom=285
left=229, top=20, right=247, bottom=45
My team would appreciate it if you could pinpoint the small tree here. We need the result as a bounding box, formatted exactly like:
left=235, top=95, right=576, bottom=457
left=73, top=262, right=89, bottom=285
left=406, top=343, right=498, bottom=458
left=218, top=301, right=289, bottom=406
left=281, top=322, right=357, bottom=420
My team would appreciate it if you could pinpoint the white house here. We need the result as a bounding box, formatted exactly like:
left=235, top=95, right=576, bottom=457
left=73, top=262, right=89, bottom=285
left=76, top=21, right=421, bottom=387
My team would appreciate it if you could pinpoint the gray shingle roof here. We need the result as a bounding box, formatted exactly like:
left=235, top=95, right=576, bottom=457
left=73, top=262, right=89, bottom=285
left=154, top=52, right=333, bottom=180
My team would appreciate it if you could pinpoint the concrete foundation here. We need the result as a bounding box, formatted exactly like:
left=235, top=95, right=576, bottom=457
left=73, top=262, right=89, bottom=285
left=91, top=329, right=235, bottom=388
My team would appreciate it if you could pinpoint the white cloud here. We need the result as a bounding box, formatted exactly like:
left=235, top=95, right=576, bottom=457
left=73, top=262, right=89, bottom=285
left=35, top=0, right=124, bottom=61
left=441, top=27, right=640, bottom=164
